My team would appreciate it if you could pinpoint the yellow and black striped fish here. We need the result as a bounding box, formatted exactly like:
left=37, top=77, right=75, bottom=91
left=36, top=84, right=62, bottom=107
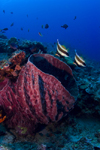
left=56, top=39, right=69, bottom=57
left=74, top=50, right=86, bottom=67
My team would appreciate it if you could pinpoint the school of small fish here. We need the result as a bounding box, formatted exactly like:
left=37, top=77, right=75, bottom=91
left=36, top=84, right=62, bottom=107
left=1, top=10, right=78, bottom=36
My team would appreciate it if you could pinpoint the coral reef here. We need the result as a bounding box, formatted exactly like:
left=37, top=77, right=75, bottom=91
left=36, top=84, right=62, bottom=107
left=0, top=54, right=78, bottom=135
left=0, top=37, right=100, bottom=149
left=0, top=50, right=25, bottom=82
left=71, top=62, right=100, bottom=116
left=0, top=34, right=7, bottom=39
left=0, top=39, right=8, bottom=53
left=8, top=37, right=18, bottom=45
left=0, top=37, right=47, bottom=54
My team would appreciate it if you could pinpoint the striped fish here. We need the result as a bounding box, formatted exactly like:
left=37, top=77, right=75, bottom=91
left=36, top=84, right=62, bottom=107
left=56, top=39, right=69, bottom=57
left=74, top=50, right=86, bottom=67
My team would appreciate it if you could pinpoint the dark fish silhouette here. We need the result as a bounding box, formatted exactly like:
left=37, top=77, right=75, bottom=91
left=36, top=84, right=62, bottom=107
left=3, top=28, right=8, bottom=31
left=61, top=24, right=68, bottom=29
left=74, top=16, right=76, bottom=20
left=28, top=29, right=29, bottom=32
left=11, top=12, right=13, bottom=14
left=3, top=10, right=5, bottom=13
left=21, top=27, right=23, bottom=31
left=10, top=23, right=14, bottom=27
left=45, top=24, right=49, bottom=29
left=1, top=31, right=5, bottom=33
left=27, top=14, right=28, bottom=17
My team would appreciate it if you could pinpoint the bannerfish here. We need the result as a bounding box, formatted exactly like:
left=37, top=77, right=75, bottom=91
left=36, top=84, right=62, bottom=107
left=11, top=12, right=13, bottom=14
left=38, top=32, right=43, bottom=36
left=56, top=39, right=69, bottom=57
left=61, top=24, right=68, bottom=29
left=45, top=24, right=49, bottom=29
left=3, top=10, right=5, bottom=13
left=74, top=50, right=86, bottom=67
left=10, top=23, right=14, bottom=27
left=10, top=43, right=18, bottom=50
left=74, top=16, right=77, bottom=20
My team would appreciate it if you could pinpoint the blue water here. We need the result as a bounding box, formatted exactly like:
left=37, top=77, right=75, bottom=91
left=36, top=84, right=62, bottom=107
left=0, top=0, right=100, bottom=61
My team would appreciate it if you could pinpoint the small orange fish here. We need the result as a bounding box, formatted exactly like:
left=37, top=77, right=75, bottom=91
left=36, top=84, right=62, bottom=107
left=38, top=32, right=43, bottom=37
left=55, top=53, right=60, bottom=57
left=0, top=112, right=6, bottom=123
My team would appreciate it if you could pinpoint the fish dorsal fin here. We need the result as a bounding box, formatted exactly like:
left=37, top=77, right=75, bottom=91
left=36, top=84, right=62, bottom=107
left=62, top=45, right=66, bottom=49
left=57, top=39, right=68, bottom=52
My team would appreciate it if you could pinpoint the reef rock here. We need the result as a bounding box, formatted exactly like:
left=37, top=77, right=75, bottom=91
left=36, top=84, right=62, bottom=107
left=0, top=50, right=25, bottom=82
left=0, top=54, right=78, bottom=135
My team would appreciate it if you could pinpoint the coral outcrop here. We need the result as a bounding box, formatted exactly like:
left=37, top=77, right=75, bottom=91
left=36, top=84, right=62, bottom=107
left=8, top=37, right=18, bottom=45
left=0, top=37, right=47, bottom=54
left=0, top=54, right=78, bottom=135
left=0, top=50, right=25, bottom=82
